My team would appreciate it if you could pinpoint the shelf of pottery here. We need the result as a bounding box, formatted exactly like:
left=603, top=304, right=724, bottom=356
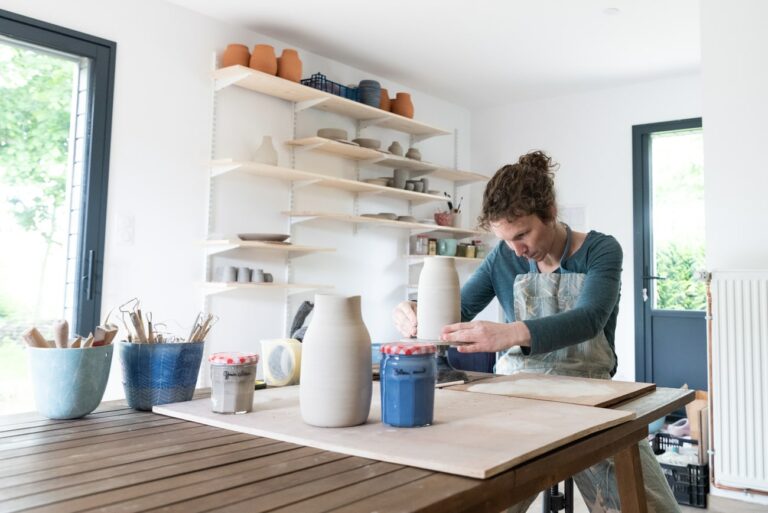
left=205, top=44, right=490, bottom=298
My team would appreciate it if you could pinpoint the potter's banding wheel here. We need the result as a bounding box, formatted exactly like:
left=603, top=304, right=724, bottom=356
left=399, top=338, right=469, bottom=384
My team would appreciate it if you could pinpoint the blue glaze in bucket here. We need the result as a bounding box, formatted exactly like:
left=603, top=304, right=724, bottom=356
left=118, top=341, right=204, bottom=410
left=27, top=345, right=113, bottom=419
left=380, top=350, right=436, bottom=427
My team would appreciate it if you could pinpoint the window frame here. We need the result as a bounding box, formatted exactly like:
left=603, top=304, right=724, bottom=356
left=0, top=8, right=116, bottom=333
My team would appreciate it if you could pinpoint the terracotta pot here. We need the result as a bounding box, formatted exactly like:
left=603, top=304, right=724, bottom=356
left=277, top=49, right=302, bottom=82
left=391, top=92, right=414, bottom=118
left=379, top=88, right=391, bottom=111
left=221, top=44, right=250, bottom=68
left=249, top=44, right=277, bottom=75
left=417, top=257, right=460, bottom=341
left=300, top=295, right=372, bottom=427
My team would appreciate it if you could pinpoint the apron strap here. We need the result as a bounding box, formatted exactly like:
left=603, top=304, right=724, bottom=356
left=528, top=223, right=572, bottom=274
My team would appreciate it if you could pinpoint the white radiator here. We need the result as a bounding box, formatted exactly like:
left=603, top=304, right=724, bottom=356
left=710, top=271, right=768, bottom=493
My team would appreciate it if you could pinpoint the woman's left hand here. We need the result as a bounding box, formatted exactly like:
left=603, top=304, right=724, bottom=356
left=441, top=321, right=531, bottom=353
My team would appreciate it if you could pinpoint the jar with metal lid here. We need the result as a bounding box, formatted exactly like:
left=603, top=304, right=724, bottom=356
left=379, top=343, right=437, bottom=427
left=209, top=352, right=259, bottom=414
left=414, top=235, right=429, bottom=255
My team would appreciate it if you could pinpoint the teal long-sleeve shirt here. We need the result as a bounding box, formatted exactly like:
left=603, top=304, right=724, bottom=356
left=460, top=231, right=622, bottom=376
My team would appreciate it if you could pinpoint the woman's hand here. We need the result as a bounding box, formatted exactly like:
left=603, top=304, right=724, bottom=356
left=441, top=320, right=531, bottom=353
left=392, top=301, right=417, bottom=337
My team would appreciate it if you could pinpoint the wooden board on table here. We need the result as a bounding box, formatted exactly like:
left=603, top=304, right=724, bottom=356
left=154, top=383, right=633, bottom=479
left=447, top=373, right=655, bottom=408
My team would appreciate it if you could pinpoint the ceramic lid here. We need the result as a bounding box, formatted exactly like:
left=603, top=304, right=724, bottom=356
left=209, top=352, right=259, bottom=365
left=380, top=343, right=436, bottom=355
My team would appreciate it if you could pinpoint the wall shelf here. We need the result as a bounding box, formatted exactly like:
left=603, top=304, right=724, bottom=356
left=212, top=65, right=451, bottom=140
left=203, top=238, right=335, bottom=257
left=202, top=282, right=334, bottom=297
left=209, top=159, right=446, bottom=205
left=285, top=138, right=488, bottom=184
left=284, top=210, right=486, bottom=238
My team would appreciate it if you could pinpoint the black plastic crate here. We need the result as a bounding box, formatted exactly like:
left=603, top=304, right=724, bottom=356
left=651, top=432, right=698, bottom=455
left=300, top=73, right=358, bottom=101
left=660, top=462, right=709, bottom=508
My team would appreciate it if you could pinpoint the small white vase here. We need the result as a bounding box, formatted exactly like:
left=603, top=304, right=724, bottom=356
left=299, top=295, right=372, bottom=427
left=417, top=257, right=460, bottom=341
left=252, top=135, right=278, bottom=166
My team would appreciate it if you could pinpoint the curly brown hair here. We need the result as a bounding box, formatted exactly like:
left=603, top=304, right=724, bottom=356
left=478, top=150, right=559, bottom=230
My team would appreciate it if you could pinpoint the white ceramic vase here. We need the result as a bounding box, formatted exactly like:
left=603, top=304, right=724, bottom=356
left=417, top=257, right=460, bottom=340
left=252, top=135, right=278, bottom=166
left=299, top=295, right=372, bottom=427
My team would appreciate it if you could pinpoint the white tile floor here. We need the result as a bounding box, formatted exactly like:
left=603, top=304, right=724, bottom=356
left=527, top=485, right=768, bottom=512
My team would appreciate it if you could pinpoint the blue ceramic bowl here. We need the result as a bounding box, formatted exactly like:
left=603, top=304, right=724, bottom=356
left=118, top=341, right=204, bottom=411
left=27, top=345, right=113, bottom=419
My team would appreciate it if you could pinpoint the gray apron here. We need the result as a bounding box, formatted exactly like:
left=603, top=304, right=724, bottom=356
left=495, top=225, right=616, bottom=379
left=497, top=225, right=680, bottom=513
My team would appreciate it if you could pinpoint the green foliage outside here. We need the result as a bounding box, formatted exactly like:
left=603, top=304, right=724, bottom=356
left=0, top=44, right=72, bottom=244
left=655, top=242, right=706, bottom=311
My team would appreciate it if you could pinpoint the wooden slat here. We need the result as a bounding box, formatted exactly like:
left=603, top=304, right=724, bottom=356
left=1, top=436, right=273, bottom=498
left=0, top=412, right=161, bottom=443
left=0, top=406, right=133, bottom=431
left=2, top=443, right=311, bottom=513
left=214, top=461, right=403, bottom=513
left=0, top=409, right=152, bottom=437
left=111, top=455, right=373, bottom=513
left=270, top=467, right=432, bottom=513
left=0, top=418, right=184, bottom=459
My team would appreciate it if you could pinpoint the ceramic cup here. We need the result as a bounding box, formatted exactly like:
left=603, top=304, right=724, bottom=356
left=393, top=169, right=408, bottom=189
left=405, top=182, right=415, bottom=191
left=437, top=238, right=458, bottom=256
left=252, top=269, right=265, bottom=283
left=223, top=266, right=237, bottom=282
left=27, top=345, right=113, bottom=419
left=413, top=181, right=425, bottom=193
left=264, top=272, right=274, bottom=283
left=237, top=267, right=252, bottom=283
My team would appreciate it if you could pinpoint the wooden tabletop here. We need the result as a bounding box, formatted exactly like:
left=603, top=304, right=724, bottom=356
left=0, top=387, right=693, bottom=513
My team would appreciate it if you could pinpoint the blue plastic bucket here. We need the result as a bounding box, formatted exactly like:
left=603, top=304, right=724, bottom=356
left=117, top=341, right=204, bottom=410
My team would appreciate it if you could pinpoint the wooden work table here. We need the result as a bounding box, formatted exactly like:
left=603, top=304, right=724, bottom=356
left=0, top=386, right=693, bottom=513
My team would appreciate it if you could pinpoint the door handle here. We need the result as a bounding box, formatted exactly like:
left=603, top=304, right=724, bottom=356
left=81, top=249, right=95, bottom=301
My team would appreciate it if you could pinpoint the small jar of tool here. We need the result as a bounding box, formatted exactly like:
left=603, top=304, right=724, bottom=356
left=380, top=343, right=437, bottom=427
left=209, top=352, right=259, bottom=414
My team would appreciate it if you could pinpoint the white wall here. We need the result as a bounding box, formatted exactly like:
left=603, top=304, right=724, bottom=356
left=471, top=75, right=702, bottom=381
left=1, top=0, right=474, bottom=399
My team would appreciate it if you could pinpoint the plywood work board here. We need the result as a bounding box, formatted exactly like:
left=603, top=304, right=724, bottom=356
left=448, top=373, right=655, bottom=408
left=154, top=383, right=633, bottom=479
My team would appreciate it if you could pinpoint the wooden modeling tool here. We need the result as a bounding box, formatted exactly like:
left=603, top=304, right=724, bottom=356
left=70, top=336, right=82, bottom=348
left=53, top=320, right=69, bottom=348
left=22, top=327, right=51, bottom=348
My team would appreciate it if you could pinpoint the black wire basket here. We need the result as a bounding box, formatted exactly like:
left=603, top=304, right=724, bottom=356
left=301, top=73, right=358, bottom=101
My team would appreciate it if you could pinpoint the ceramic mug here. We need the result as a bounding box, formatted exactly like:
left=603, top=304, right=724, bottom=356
left=237, top=267, right=252, bottom=283
left=437, top=238, right=458, bottom=256
left=223, top=266, right=237, bottom=282
left=252, top=269, right=265, bottom=283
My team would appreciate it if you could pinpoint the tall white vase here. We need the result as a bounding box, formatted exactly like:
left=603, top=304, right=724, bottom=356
left=299, top=295, right=372, bottom=427
left=251, top=135, right=278, bottom=166
left=417, top=257, right=460, bottom=340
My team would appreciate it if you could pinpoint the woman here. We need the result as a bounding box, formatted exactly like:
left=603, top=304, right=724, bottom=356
left=393, top=150, right=679, bottom=512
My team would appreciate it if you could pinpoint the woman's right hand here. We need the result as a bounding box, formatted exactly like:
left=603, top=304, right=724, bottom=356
left=392, top=301, right=417, bottom=338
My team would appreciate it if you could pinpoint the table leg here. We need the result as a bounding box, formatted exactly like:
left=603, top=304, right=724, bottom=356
left=614, top=442, right=648, bottom=513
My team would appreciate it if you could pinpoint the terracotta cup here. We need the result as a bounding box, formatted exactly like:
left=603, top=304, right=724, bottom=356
left=379, top=88, right=391, bottom=111
left=391, top=92, right=414, bottom=118
left=250, top=44, right=277, bottom=75
left=221, top=44, right=250, bottom=68
left=277, top=49, right=302, bottom=82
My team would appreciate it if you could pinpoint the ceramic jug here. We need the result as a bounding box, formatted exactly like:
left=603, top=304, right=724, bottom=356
left=417, top=257, right=460, bottom=340
left=252, top=135, right=278, bottom=165
left=277, top=49, right=302, bottom=82
left=379, top=88, right=391, bottom=111
left=391, top=92, right=414, bottom=118
left=300, top=294, right=372, bottom=427
left=249, top=44, right=277, bottom=74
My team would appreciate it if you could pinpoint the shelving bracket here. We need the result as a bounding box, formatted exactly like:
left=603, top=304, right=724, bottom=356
left=293, top=179, right=322, bottom=190
left=213, top=70, right=252, bottom=91
left=209, top=160, right=242, bottom=178
left=359, top=116, right=392, bottom=130
left=295, top=98, right=329, bottom=112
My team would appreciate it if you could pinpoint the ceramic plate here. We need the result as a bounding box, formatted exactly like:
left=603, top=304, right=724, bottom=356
left=237, top=233, right=291, bottom=242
